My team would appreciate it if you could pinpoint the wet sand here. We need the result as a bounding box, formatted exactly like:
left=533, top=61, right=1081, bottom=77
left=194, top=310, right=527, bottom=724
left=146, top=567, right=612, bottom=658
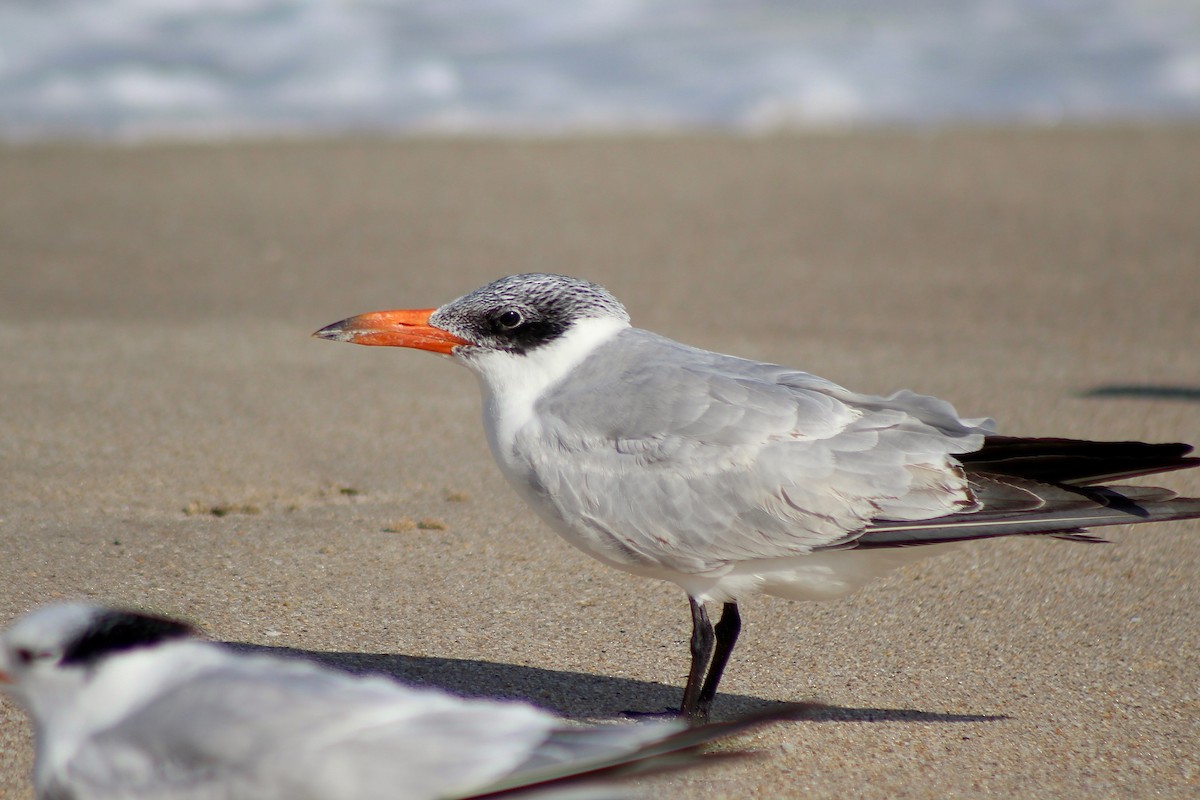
left=1, top=128, right=1198, bottom=798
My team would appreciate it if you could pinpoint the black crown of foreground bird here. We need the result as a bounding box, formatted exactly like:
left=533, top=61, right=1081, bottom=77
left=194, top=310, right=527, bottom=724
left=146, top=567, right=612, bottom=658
left=316, top=272, right=1200, bottom=722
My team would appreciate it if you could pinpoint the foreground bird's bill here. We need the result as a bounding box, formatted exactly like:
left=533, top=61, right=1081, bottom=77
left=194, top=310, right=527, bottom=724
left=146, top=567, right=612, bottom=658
left=316, top=273, right=1200, bottom=721
left=313, top=308, right=470, bottom=353
left=0, top=603, right=811, bottom=800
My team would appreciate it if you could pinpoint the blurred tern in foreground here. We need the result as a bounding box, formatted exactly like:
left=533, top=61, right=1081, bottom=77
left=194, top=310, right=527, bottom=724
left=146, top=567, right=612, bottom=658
left=316, top=273, right=1200, bottom=722
left=0, top=603, right=806, bottom=800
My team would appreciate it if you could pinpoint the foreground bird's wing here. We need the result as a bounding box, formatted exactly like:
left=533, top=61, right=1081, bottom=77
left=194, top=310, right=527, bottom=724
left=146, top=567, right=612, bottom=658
left=521, top=329, right=993, bottom=572
left=459, top=702, right=815, bottom=800
left=61, top=647, right=556, bottom=800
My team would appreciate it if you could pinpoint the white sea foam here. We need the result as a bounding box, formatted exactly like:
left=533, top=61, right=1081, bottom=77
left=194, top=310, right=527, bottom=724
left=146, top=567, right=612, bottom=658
left=0, top=0, right=1197, bottom=141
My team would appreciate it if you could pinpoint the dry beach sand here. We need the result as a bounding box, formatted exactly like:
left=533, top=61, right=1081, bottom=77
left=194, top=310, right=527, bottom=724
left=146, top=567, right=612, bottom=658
left=1, top=129, right=1199, bottom=797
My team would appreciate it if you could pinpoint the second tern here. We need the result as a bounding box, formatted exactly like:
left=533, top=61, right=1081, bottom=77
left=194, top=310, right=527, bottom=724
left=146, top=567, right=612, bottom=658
left=316, top=273, right=1200, bottom=721
left=0, top=602, right=805, bottom=799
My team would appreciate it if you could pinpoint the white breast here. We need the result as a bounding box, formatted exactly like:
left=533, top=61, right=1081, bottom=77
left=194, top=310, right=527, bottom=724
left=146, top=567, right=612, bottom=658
left=465, top=316, right=629, bottom=475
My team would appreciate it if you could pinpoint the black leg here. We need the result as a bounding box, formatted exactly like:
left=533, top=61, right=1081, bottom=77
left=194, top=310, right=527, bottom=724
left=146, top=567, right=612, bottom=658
left=696, top=602, right=741, bottom=719
left=679, top=597, right=714, bottom=722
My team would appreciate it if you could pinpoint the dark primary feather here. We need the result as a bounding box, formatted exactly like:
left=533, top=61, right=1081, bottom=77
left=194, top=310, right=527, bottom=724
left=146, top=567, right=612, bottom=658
left=854, top=437, right=1200, bottom=548
left=956, top=436, right=1200, bottom=485
left=459, top=703, right=817, bottom=799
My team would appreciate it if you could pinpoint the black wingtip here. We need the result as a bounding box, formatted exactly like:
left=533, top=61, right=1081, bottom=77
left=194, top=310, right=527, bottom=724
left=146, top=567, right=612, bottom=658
left=960, top=436, right=1200, bottom=485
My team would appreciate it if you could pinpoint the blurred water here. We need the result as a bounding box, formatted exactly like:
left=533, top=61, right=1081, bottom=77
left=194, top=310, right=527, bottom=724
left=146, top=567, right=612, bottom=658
left=1, top=0, right=1198, bottom=140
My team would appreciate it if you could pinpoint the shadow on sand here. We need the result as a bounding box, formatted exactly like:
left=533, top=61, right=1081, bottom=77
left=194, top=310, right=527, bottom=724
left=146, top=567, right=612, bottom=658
left=1080, top=384, right=1200, bottom=402
left=227, top=642, right=1007, bottom=724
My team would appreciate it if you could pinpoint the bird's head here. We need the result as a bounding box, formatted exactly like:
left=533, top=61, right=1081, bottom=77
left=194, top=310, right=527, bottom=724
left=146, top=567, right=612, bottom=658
left=313, top=273, right=632, bottom=387
left=0, top=603, right=196, bottom=717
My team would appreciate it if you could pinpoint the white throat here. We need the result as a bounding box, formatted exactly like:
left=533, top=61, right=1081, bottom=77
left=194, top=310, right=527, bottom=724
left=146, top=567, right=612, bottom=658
left=32, top=641, right=216, bottom=790
left=462, top=316, right=628, bottom=458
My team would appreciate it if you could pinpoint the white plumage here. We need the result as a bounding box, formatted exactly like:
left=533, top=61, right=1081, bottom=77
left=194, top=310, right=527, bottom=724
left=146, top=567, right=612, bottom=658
left=0, top=603, right=799, bottom=800
left=316, top=272, right=1200, bottom=720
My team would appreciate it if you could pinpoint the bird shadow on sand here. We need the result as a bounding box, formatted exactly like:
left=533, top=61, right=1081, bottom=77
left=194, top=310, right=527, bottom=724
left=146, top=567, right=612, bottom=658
left=226, top=642, right=1006, bottom=725
left=1080, top=384, right=1200, bottom=402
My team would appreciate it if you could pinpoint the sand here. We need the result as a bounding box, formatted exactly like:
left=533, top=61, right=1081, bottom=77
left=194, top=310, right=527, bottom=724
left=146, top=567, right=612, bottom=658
left=1, top=128, right=1198, bottom=798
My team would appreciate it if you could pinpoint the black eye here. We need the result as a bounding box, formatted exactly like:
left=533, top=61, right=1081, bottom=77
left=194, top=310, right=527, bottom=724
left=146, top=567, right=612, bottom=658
left=495, top=309, right=523, bottom=330
left=14, top=648, right=35, bottom=665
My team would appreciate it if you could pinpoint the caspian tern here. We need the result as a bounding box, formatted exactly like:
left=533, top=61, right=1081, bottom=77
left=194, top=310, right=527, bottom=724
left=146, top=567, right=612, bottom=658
left=0, top=602, right=805, bottom=799
left=315, top=272, right=1200, bottom=722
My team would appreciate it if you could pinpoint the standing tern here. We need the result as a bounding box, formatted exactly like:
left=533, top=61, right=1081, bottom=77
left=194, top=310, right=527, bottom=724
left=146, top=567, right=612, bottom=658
left=0, top=602, right=806, bottom=800
left=315, top=272, right=1200, bottom=722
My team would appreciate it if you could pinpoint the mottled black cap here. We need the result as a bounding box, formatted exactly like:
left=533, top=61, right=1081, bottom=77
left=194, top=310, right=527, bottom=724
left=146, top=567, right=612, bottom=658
left=60, top=608, right=197, bottom=667
left=430, top=273, right=630, bottom=355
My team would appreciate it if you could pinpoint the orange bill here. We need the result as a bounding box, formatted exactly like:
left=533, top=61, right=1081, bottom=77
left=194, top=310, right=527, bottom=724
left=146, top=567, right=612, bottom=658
left=312, top=309, right=470, bottom=355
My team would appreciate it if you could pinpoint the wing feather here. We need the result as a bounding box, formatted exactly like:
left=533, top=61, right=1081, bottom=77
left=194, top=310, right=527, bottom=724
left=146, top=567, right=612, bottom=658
left=64, top=649, right=554, bottom=800
left=520, top=330, right=990, bottom=572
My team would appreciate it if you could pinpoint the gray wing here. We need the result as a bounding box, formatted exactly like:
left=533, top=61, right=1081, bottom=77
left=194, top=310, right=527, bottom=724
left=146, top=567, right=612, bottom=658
left=457, top=702, right=814, bottom=800
left=520, top=329, right=993, bottom=573
left=59, top=651, right=556, bottom=800
left=858, top=438, right=1200, bottom=546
